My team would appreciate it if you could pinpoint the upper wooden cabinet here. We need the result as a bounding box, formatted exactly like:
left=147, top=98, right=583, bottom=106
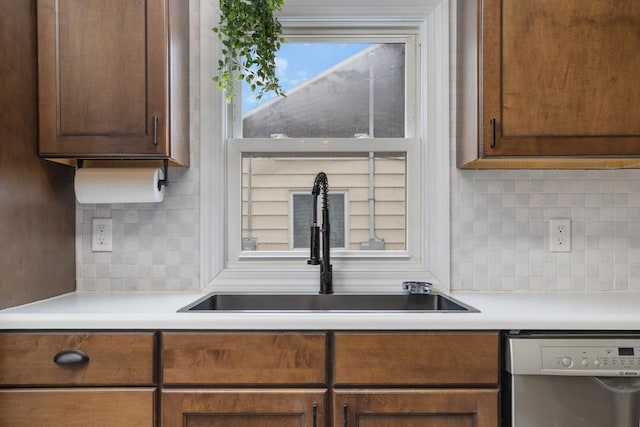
left=36, top=0, right=189, bottom=166
left=458, top=0, right=640, bottom=168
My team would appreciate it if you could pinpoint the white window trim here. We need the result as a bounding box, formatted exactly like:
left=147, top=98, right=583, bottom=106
left=199, top=0, right=451, bottom=293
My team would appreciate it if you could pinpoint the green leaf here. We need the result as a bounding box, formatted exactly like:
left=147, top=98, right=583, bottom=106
left=212, top=0, right=286, bottom=101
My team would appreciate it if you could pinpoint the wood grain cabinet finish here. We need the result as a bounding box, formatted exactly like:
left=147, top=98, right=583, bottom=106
left=36, top=0, right=189, bottom=165
left=458, top=0, right=640, bottom=168
left=333, top=332, right=499, bottom=386
left=0, top=332, right=156, bottom=426
left=160, top=331, right=499, bottom=427
left=334, top=389, right=498, bottom=427
left=162, top=332, right=327, bottom=385
left=162, top=389, right=326, bottom=427
left=161, top=333, right=328, bottom=426
left=0, top=332, right=155, bottom=386
left=0, top=388, right=155, bottom=427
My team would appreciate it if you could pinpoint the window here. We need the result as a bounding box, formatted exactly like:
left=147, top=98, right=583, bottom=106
left=291, top=191, right=347, bottom=250
left=241, top=42, right=406, bottom=138
left=241, top=152, right=407, bottom=253
left=232, top=34, right=417, bottom=254
left=201, top=0, right=451, bottom=291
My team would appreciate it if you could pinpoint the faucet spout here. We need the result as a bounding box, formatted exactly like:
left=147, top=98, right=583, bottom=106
left=308, top=172, right=333, bottom=294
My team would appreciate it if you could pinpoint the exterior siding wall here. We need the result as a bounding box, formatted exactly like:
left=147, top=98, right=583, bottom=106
left=242, top=157, right=406, bottom=250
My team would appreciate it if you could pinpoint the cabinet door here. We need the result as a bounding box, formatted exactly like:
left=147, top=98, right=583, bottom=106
left=162, top=389, right=326, bottom=427
left=481, top=0, right=640, bottom=159
left=334, top=389, right=498, bottom=427
left=0, top=388, right=155, bottom=427
left=36, top=0, right=188, bottom=163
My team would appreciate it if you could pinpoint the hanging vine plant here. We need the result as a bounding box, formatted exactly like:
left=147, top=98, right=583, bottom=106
left=213, top=0, right=286, bottom=103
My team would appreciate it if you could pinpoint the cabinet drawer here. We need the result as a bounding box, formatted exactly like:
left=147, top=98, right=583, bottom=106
left=0, top=388, right=155, bottom=427
left=334, top=332, right=499, bottom=386
left=162, top=332, right=327, bottom=385
left=0, top=332, right=155, bottom=386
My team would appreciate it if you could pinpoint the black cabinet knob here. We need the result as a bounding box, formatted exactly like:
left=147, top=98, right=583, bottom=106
left=53, top=349, right=90, bottom=365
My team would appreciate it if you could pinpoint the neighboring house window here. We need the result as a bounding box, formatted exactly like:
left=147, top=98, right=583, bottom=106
left=291, top=191, right=348, bottom=250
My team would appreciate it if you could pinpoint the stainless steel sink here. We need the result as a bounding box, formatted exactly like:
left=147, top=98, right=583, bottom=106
left=179, top=293, right=478, bottom=312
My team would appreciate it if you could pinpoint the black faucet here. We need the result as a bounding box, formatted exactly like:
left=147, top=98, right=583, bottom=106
left=307, top=172, right=333, bottom=294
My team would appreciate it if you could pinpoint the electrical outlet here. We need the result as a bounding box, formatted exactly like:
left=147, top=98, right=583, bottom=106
left=549, top=218, right=571, bottom=252
left=92, top=218, right=113, bottom=252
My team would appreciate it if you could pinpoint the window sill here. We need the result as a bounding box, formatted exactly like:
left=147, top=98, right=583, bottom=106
left=209, top=266, right=439, bottom=294
left=237, top=250, right=411, bottom=261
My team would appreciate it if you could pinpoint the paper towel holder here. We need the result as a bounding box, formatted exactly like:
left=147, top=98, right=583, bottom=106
left=76, top=159, right=169, bottom=191
left=157, top=159, right=169, bottom=191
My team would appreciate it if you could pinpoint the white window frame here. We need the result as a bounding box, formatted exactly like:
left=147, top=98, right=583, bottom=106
left=199, top=0, right=451, bottom=293
left=289, top=190, right=349, bottom=251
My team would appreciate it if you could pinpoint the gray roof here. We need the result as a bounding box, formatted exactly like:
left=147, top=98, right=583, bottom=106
left=243, top=43, right=405, bottom=138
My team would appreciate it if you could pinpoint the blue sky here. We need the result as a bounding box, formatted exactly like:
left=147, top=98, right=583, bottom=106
left=242, top=43, right=371, bottom=113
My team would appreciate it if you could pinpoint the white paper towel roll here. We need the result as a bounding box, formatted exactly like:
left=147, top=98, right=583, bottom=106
left=74, top=168, right=165, bottom=204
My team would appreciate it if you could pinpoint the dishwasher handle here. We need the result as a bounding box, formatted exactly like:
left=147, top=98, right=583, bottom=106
left=592, top=377, right=640, bottom=393
left=592, top=377, right=640, bottom=427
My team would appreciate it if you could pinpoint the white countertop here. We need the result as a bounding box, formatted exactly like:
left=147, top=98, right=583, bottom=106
left=1, top=291, right=639, bottom=330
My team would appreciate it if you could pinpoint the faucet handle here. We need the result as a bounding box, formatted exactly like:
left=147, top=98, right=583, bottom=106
left=308, top=225, right=321, bottom=265
left=402, top=281, right=432, bottom=295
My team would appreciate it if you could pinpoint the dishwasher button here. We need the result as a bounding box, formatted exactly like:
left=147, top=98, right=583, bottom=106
left=581, top=359, right=589, bottom=367
left=594, top=359, right=601, bottom=367
left=561, top=357, right=573, bottom=368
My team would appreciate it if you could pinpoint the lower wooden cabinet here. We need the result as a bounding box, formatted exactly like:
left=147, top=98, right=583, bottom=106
left=159, top=331, right=500, bottom=427
left=161, top=388, right=498, bottom=427
left=0, top=388, right=155, bottom=427
left=162, top=389, right=327, bottom=427
left=162, top=332, right=327, bottom=386
left=333, top=332, right=499, bottom=387
left=335, top=389, right=499, bottom=427
left=332, top=332, right=500, bottom=426
left=0, top=331, right=499, bottom=427
left=0, top=332, right=155, bottom=386
left=0, top=332, right=157, bottom=426
left=161, top=333, right=328, bottom=426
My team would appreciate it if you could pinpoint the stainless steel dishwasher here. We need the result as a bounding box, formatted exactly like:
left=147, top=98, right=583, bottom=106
left=505, top=332, right=640, bottom=427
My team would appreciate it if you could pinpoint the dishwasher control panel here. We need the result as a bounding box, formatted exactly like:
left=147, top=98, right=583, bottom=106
left=507, top=336, right=640, bottom=376
left=542, top=345, right=640, bottom=375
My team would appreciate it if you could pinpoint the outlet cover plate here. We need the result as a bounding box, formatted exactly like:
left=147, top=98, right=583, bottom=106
left=92, top=218, right=113, bottom=252
left=549, top=218, right=571, bottom=252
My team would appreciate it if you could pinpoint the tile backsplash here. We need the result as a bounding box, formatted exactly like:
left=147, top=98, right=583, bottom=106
left=76, top=0, right=640, bottom=293
left=76, top=0, right=201, bottom=292
left=450, top=168, right=640, bottom=292
left=75, top=164, right=200, bottom=292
